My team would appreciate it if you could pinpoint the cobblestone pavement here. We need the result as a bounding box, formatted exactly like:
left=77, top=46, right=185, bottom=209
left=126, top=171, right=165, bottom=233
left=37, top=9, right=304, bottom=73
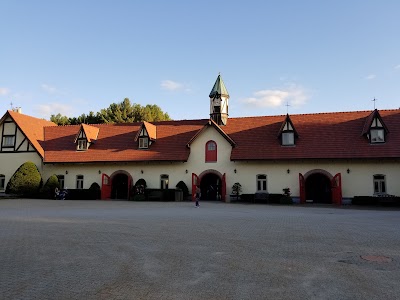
left=0, top=200, right=399, bottom=300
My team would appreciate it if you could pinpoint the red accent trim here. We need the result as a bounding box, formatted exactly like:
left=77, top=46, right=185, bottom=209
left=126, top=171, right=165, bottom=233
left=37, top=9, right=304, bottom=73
left=101, top=173, right=111, bottom=200
left=205, top=140, right=217, bottom=162
left=222, top=173, right=226, bottom=202
left=331, top=173, right=342, bottom=205
left=192, top=173, right=199, bottom=201
left=299, top=173, right=305, bottom=204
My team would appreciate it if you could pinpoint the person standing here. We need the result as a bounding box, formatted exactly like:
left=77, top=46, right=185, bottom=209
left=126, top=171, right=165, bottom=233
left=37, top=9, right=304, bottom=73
left=195, top=185, right=201, bottom=207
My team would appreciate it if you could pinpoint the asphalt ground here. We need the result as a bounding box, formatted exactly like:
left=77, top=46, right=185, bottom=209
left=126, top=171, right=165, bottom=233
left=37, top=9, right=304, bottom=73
left=0, top=199, right=399, bottom=300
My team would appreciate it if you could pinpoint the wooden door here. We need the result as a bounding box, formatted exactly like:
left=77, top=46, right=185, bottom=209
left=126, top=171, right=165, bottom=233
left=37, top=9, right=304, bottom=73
left=331, top=173, right=342, bottom=205
left=101, top=173, right=111, bottom=200
left=299, top=173, right=305, bottom=204
left=192, top=173, right=199, bottom=202
left=221, top=173, right=226, bottom=202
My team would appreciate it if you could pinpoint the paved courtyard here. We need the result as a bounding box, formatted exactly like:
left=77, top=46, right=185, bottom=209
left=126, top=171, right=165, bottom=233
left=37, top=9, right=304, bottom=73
left=0, top=200, right=399, bottom=300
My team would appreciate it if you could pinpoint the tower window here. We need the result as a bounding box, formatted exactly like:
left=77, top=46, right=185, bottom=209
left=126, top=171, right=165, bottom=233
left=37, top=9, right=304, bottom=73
left=77, top=140, right=87, bottom=151
left=205, top=140, right=217, bottom=162
left=282, top=132, right=295, bottom=146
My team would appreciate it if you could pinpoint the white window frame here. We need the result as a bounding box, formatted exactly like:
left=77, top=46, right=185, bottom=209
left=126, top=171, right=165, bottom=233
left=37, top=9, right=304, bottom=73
left=76, top=175, right=84, bottom=189
left=282, top=132, right=295, bottom=146
left=256, top=174, right=267, bottom=192
left=160, top=174, right=169, bottom=189
left=77, top=139, right=87, bottom=150
left=139, top=137, right=149, bottom=149
left=57, top=175, right=65, bottom=189
left=373, top=174, right=386, bottom=194
left=3, top=135, right=15, bottom=147
left=0, top=174, right=5, bottom=190
left=370, top=129, right=385, bottom=143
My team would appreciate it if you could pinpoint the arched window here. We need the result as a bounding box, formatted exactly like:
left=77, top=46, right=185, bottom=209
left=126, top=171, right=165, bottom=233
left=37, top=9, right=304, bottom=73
left=205, top=140, right=217, bottom=162
left=0, top=174, right=5, bottom=190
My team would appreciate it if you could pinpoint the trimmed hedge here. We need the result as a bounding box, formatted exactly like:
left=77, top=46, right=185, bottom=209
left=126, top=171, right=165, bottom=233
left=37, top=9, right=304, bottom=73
left=63, top=189, right=99, bottom=200
left=40, top=174, right=60, bottom=199
left=352, top=196, right=400, bottom=206
left=6, top=161, right=43, bottom=196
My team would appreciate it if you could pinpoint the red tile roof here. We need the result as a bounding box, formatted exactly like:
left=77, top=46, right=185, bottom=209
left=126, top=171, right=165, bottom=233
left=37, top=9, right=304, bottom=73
left=77, top=124, right=99, bottom=143
left=3, top=110, right=57, bottom=158
left=42, top=109, right=400, bottom=163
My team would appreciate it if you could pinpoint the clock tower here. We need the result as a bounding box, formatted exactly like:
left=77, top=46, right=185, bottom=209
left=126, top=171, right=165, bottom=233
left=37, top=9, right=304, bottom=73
left=209, top=74, right=229, bottom=126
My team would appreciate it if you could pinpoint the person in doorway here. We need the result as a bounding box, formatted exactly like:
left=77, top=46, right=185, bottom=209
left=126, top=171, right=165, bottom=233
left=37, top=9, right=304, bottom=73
left=195, top=185, right=201, bottom=207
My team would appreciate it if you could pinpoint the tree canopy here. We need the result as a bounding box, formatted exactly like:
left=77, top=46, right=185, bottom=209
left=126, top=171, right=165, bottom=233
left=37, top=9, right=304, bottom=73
left=50, top=98, right=171, bottom=125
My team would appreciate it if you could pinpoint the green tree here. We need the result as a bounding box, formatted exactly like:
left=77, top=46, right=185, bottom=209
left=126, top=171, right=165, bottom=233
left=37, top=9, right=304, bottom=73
left=50, top=98, right=171, bottom=125
left=6, top=161, right=43, bottom=196
left=50, top=113, right=70, bottom=125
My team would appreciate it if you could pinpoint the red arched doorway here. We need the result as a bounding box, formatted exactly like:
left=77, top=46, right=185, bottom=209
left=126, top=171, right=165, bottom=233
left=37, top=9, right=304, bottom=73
left=192, top=170, right=226, bottom=202
left=101, top=170, right=132, bottom=200
left=305, top=173, right=332, bottom=203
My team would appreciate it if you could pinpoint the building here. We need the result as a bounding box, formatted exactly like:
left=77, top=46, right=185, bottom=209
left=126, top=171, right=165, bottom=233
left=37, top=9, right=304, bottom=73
left=1, top=75, right=400, bottom=203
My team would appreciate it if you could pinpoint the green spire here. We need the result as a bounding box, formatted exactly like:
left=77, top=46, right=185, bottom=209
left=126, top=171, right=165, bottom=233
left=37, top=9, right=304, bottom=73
left=209, top=74, right=229, bottom=98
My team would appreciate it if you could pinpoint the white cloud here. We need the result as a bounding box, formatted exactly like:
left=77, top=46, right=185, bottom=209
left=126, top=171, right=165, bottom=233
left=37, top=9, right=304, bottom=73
left=365, top=74, right=376, bottom=80
left=35, top=103, right=73, bottom=118
left=241, top=84, right=309, bottom=108
left=161, top=80, right=184, bottom=91
left=395, top=64, right=400, bottom=69
left=0, top=87, right=10, bottom=96
left=41, top=84, right=58, bottom=94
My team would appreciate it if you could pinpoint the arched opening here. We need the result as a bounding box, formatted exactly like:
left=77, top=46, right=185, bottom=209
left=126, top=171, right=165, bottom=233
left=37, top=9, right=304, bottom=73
left=200, top=172, right=221, bottom=201
left=111, top=173, right=129, bottom=200
left=305, top=173, right=332, bottom=204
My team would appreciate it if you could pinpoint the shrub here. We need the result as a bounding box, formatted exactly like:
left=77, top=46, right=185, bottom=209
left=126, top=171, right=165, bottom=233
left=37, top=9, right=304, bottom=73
left=40, top=174, right=60, bottom=199
left=135, top=178, right=147, bottom=188
left=89, top=182, right=101, bottom=199
left=232, top=182, right=242, bottom=201
left=6, top=161, right=42, bottom=196
left=176, top=180, right=189, bottom=198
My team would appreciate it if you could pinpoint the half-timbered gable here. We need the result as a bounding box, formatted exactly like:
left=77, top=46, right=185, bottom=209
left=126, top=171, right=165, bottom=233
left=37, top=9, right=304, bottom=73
left=135, top=121, right=157, bottom=149
left=277, top=114, right=299, bottom=146
left=362, top=109, right=389, bottom=144
left=74, top=124, right=99, bottom=151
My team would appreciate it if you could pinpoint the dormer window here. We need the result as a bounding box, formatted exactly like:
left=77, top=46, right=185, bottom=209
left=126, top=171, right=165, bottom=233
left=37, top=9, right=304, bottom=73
left=278, top=114, right=298, bottom=146
left=139, top=137, right=149, bottom=149
left=370, top=128, right=385, bottom=143
left=363, top=110, right=388, bottom=144
left=282, top=132, right=294, bottom=146
left=77, top=139, right=87, bottom=151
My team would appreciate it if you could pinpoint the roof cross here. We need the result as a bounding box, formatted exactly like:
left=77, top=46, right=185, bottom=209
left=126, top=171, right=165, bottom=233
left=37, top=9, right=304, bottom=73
left=286, top=102, right=290, bottom=114
left=10, top=101, right=13, bottom=110
left=372, top=97, right=377, bottom=110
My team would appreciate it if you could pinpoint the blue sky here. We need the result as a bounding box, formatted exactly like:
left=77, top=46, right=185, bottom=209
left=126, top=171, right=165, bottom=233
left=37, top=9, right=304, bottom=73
left=1, top=1, right=399, bottom=121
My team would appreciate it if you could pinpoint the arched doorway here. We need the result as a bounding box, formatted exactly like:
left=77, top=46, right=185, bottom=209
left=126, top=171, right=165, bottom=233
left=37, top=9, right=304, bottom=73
left=305, top=173, right=332, bottom=204
left=200, top=172, right=221, bottom=201
left=111, top=173, right=129, bottom=200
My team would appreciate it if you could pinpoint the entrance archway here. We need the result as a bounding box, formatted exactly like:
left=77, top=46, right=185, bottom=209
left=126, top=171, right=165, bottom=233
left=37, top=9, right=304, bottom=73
left=199, top=172, right=221, bottom=201
left=305, top=173, right=332, bottom=204
left=110, top=171, right=131, bottom=200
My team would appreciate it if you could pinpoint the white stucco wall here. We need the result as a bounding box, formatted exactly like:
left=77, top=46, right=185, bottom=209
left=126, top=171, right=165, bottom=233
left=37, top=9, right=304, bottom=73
left=0, top=153, right=43, bottom=191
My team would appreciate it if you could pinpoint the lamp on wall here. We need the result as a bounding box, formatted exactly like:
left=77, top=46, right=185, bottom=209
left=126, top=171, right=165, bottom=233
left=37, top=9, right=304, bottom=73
left=287, top=169, right=290, bottom=174
left=98, top=170, right=101, bottom=174
left=234, top=169, right=237, bottom=173
left=185, top=169, right=188, bottom=174
left=141, top=170, right=144, bottom=174
left=65, top=170, right=68, bottom=174
left=347, top=168, right=350, bottom=174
